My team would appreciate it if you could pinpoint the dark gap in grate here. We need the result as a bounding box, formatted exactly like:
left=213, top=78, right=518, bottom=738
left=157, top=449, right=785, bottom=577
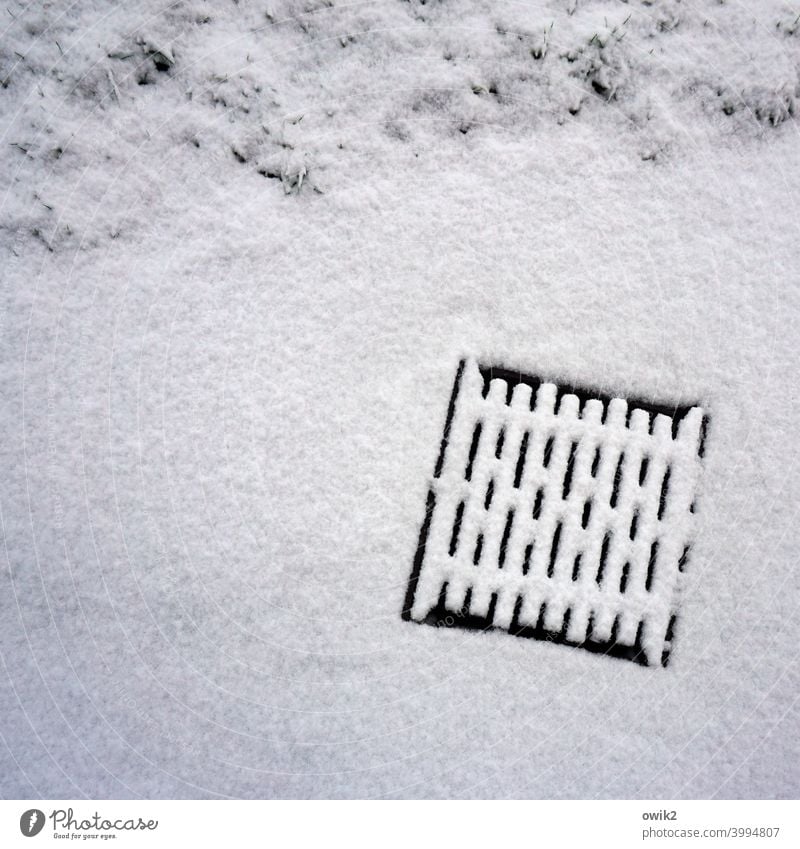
left=610, top=452, right=625, bottom=508
left=434, top=359, right=466, bottom=479
left=449, top=501, right=465, bottom=556
left=661, top=615, right=677, bottom=667
left=639, top=456, right=649, bottom=485
left=596, top=532, right=611, bottom=585
left=536, top=602, right=547, bottom=631
left=547, top=521, right=562, bottom=578
left=677, top=545, right=690, bottom=573
left=698, top=415, right=710, bottom=458
left=572, top=552, right=582, bottom=581
left=646, top=540, right=659, bottom=590
left=635, top=621, right=645, bottom=653
left=619, top=561, right=630, bottom=593
left=561, top=607, right=572, bottom=637
left=522, top=542, right=533, bottom=576
left=581, top=499, right=592, bottom=529
left=437, top=581, right=449, bottom=611
left=658, top=467, right=671, bottom=520
left=499, top=509, right=515, bottom=568
left=495, top=427, right=506, bottom=458
left=514, top=432, right=530, bottom=488
left=629, top=510, right=639, bottom=540
left=464, top=422, right=482, bottom=481
left=484, top=479, right=494, bottom=510
left=591, top=446, right=601, bottom=477
left=542, top=435, right=554, bottom=468
left=532, top=487, right=544, bottom=520
left=473, top=533, right=484, bottom=565
left=401, top=488, right=436, bottom=621
left=562, top=441, right=578, bottom=499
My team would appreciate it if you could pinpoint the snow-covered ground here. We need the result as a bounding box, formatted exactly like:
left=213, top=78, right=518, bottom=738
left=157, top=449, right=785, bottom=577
left=1, top=0, right=799, bottom=798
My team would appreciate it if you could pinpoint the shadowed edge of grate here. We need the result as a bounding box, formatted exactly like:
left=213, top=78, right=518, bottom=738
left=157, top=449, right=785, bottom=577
left=420, top=584, right=651, bottom=666
left=478, top=363, right=709, bottom=451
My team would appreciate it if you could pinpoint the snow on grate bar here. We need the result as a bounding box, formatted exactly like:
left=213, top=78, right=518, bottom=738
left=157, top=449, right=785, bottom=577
left=402, top=359, right=708, bottom=668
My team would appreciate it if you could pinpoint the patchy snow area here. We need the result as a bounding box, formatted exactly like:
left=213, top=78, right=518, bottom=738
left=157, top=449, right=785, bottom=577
left=1, top=0, right=799, bottom=798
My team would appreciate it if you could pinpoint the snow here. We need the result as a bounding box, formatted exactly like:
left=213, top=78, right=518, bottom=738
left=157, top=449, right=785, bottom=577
left=1, top=0, right=799, bottom=799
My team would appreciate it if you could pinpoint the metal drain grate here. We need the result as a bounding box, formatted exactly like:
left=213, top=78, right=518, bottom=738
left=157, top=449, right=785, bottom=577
left=402, top=359, right=708, bottom=668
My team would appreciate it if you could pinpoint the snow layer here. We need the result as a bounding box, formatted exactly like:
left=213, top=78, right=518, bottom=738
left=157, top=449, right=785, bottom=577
left=1, top=0, right=799, bottom=798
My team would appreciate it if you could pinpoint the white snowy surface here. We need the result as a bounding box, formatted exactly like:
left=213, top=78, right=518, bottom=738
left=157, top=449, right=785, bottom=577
left=1, top=0, right=799, bottom=798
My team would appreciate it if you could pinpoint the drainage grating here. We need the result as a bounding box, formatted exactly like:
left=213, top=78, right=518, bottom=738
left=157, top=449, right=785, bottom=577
left=402, top=358, right=709, bottom=668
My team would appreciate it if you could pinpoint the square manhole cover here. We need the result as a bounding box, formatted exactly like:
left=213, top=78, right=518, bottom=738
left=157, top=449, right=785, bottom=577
left=402, top=359, right=708, bottom=668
